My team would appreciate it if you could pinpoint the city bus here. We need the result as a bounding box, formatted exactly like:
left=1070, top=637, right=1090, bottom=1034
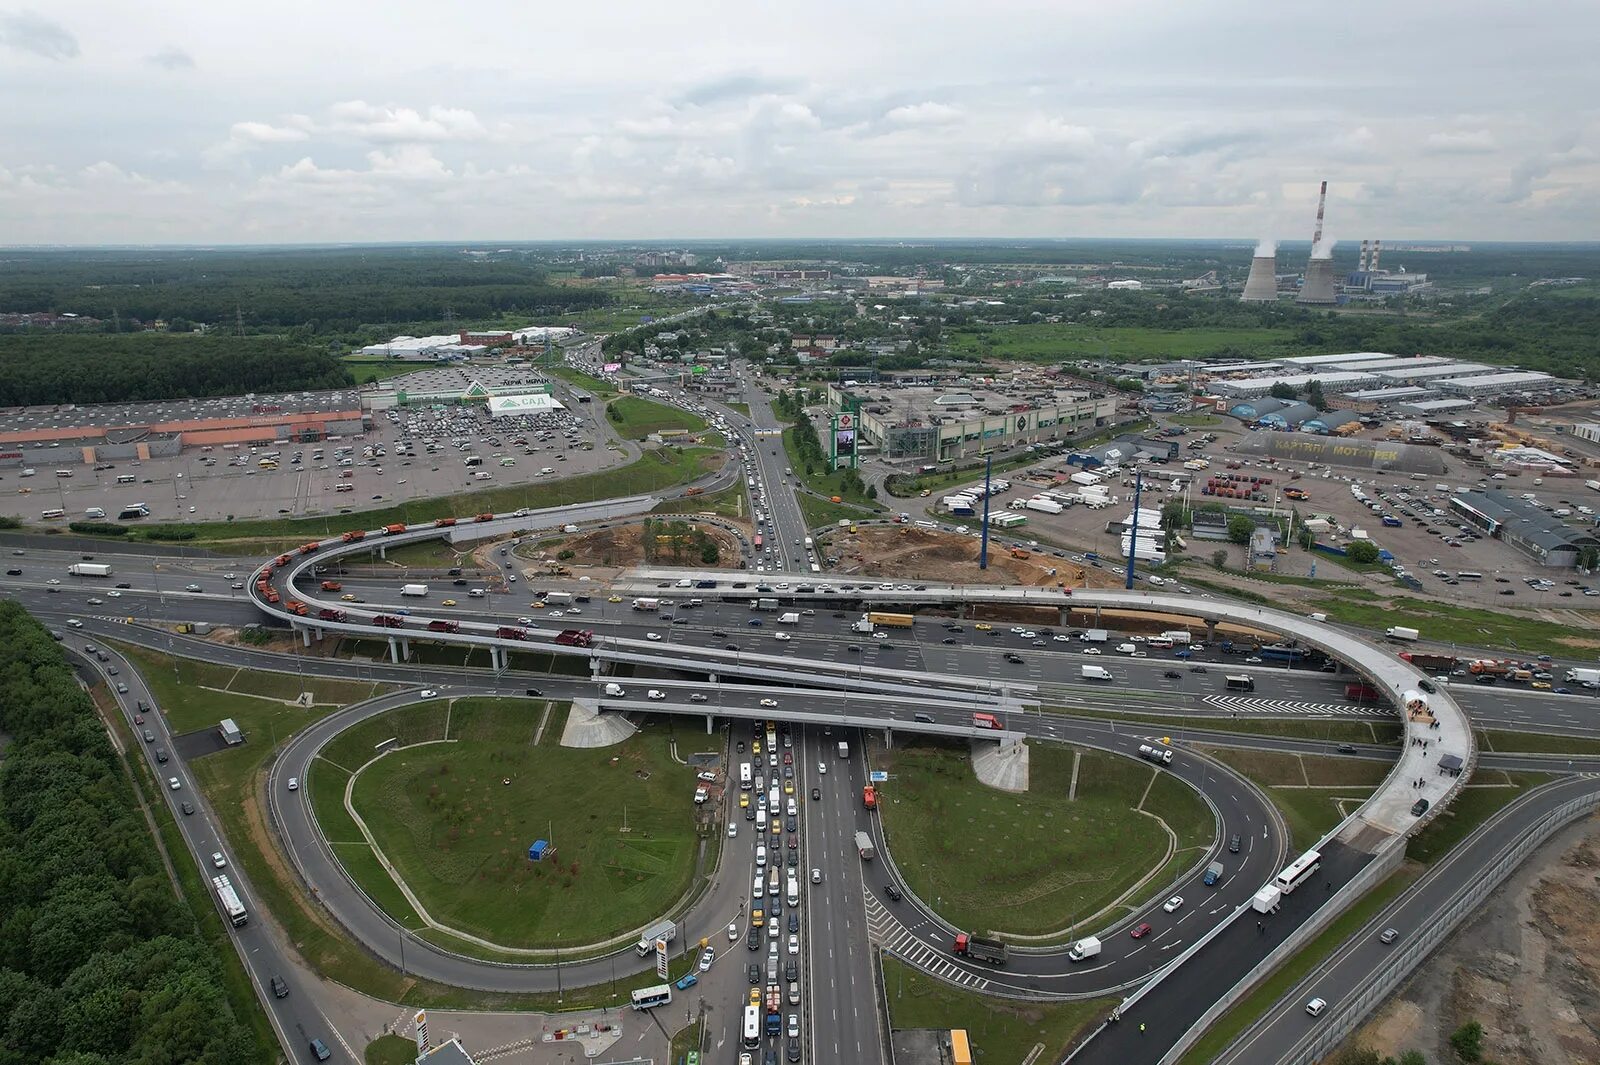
left=741, top=1005, right=762, bottom=1049
left=1456, top=571, right=1483, bottom=581
left=630, top=983, right=672, bottom=1011
left=1274, top=849, right=1322, bottom=895
left=41, top=508, right=65, bottom=520
left=972, top=712, right=1002, bottom=730
left=212, top=874, right=247, bottom=927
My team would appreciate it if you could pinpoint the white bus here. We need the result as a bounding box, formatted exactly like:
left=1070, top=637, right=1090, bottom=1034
left=41, top=508, right=66, bottom=520
left=1274, top=849, right=1322, bottom=895
left=740, top=762, right=753, bottom=790
left=1456, top=571, right=1483, bottom=581
left=742, top=1005, right=762, bottom=1049
left=630, top=983, right=672, bottom=1011
left=212, top=874, right=247, bottom=927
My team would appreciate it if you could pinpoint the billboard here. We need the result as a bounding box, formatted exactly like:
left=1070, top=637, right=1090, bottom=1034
left=832, top=411, right=857, bottom=469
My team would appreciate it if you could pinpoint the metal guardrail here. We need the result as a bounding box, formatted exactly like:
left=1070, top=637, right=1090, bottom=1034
left=1269, top=785, right=1600, bottom=1065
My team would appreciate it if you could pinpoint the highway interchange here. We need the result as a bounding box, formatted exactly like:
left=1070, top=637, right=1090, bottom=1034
left=6, top=366, right=1600, bottom=1065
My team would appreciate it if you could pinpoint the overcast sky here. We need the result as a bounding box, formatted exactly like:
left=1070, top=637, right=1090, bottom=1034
left=2, top=1, right=1596, bottom=245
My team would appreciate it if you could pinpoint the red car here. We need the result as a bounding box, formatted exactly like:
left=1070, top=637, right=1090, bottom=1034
left=783, top=751, right=793, bottom=765
left=1130, top=922, right=1152, bottom=939
left=133, top=714, right=145, bottom=725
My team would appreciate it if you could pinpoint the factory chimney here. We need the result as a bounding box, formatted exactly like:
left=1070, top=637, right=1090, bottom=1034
left=1241, top=239, right=1278, bottom=302
left=1296, top=180, right=1338, bottom=305
left=1369, top=239, right=1382, bottom=274
left=1358, top=239, right=1370, bottom=273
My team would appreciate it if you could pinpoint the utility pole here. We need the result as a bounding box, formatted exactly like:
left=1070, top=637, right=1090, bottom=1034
left=1125, top=469, right=1144, bottom=589
left=978, top=454, right=993, bottom=570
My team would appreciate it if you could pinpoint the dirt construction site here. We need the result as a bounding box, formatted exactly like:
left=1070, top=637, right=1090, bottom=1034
left=1350, top=815, right=1600, bottom=1065
left=819, top=525, right=1125, bottom=588
left=536, top=521, right=745, bottom=572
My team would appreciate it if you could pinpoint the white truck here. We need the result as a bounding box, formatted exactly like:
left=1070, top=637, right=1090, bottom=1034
left=635, top=918, right=677, bottom=956
left=1138, top=744, right=1174, bottom=766
left=1385, top=626, right=1420, bottom=641
left=603, top=682, right=627, bottom=697
left=1081, top=629, right=1109, bottom=643
left=633, top=597, right=661, bottom=611
left=778, top=612, right=801, bottom=625
left=400, top=583, right=429, bottom=597
left=1161, top=630, right=1193, bottom=645
left=1251, top=885, right=1282, bottom=914
left=1565, top=667, right=1600, bottom=688
left=803, top=536, right=814, bottom=549
left=1067, top=936, right=1101, bottom=962
left=1023, top=497, right=1064, bottom=514
left=67, top=563, right=112, bottom=578
left=1081, top=664, right=1114, bottom=681
left=837, top=741, right=849, bottom=760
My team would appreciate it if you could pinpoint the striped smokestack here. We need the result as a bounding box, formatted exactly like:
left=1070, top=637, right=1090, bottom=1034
left=1358, top=239, right=1369, bottom=272
left=1310, top=180, right=1327, bottom=251
left=1370, top=239, right=1382, bottom=273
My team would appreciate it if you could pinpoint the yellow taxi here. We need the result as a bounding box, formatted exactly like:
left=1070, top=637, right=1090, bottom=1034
left=752, top=740, right=762, bottom=756
left=608, top=595, right=623, bottom=603
left=975, top=622, right=992, bottom=631
left=341, top=593, right=357, bottom=602
left=739, top=792, right=750, bottom=808
left=530, top=600, right=545, bottom=608
left=749, top=986, right=762, bottom=1004
left=784, top=780, right=794, bottom=795
left=441, top=599, right=457, bottom=606
left=1532, top=680, right=1552, bottom=689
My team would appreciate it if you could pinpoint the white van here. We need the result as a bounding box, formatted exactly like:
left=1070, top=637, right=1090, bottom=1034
left=768, top=785, right=780, bottom=808
left=84, top=507, right=106, bottom=519
left=786, top=877, right=799, bottom=907
left=740, top=763, right=753, bottom=790
left=755, top=846, right=767, bottom=867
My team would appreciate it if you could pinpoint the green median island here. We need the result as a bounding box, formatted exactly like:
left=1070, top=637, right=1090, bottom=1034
left=315, top=698, right=703, bottom=950
left=873, top=738, right=1213, bottom=941
left=605, top=395, right=708, bottom=439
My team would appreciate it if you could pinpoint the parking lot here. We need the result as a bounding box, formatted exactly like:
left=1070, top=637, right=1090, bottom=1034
left=10, top=401, right=624, bottom=525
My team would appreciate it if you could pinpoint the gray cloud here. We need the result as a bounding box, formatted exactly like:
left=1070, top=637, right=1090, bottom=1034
left=146, top=45, right=194, bottom=70
left=0, top=10, right=78, bottom=59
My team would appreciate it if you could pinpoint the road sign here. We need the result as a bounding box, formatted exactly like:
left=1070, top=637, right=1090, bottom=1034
left=869, top=771, right=888, bottom=782
left=655, top=940, right=669, bottom=980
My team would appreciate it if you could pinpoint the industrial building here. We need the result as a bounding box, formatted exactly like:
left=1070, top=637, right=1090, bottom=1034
left=1395, top=397, right=1478, bottom=416
left=1371, top=362, right=1493, bottom=384
left=1448, top=489, right=1600, bottom=569
left=362, top=368, right=553, bottom=409
left=1279, top=352, right=1414, bottom=369
left=0, top=390, right=366, bottom=469
left=1342, top=385, right=1436, bottom=404
left=1209, top=371, right=1380, bottom=399
left=1233, top=433, right=1449, bottom=475
left=1299, top=409, right=1364, bottom=434
left=1436, top=371, right=1555, bottom=396
left=826, top=381, right=1120, bottom=462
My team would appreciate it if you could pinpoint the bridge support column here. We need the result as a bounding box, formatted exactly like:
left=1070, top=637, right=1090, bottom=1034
left=1059, top=606, right=1071, bottom=626
left=400, top=638, right=411, bottom=661
left=1205, top=619, right=1217, bottom=643
left=884, top=727, right=893, bottom=749
left=377, top=544, right=386, bottom=560
left=708, top=673, right=718, bottom=685
left=489, top=646, right=504, bottom=671
left=1094, top=605, right=1102, bottom=626
left=706, top=714, right=715, bottom=734
left=312, top=625, right=325, bottom=642
left=301, top=624, right=312, bottom=648
left=388, top=636, right=400, bottom=663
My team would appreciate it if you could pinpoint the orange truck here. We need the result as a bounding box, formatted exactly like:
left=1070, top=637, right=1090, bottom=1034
left=685, top=487, right=704, bottom=496
left=299, top=541, right=320, bottom=554
left=435, top=517, right=457, bottom=527
left=320, top=580, right=342, bottom=591
left=285, top=600, right=309, bottom=616
left=382, top=523, right=407, bottom=535
left=341, top=530, right=366, bottom=543
left=863, top=785, right=877, bottom=809
left=473, top=513, right=495, bottom=522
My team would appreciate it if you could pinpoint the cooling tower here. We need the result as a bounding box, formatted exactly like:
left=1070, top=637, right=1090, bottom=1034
left=1297, top=256, right=1338, bottom=305
left=1241, top=254, right=1278, bottom=301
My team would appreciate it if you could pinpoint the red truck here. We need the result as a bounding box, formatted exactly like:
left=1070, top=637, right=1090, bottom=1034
left=299, top=541, right=320, bottom=554
left=863, top=785, right=877, bottom=809
left=435, top=517, right=457, bottom=527
left=952, top=932, right=1008, bottom=966
left=382, top=523, right=407, bottom=535
left=320, top=580, right=342, bottom=591
left=427, top=620, right=461, bottom=633
left=260, top=586, right=280, bottom=604
left=1344, top=683, right=1381, bottom=703
left=496, top=626, right=528, bottom=641
left=285, top=600, right=309, bottom=616
left=554, top=629, right=595, bottom=647
left=371, top=615, right=405, bottom=628
left=317, top=608, right=347, bottom=622
left=1398, top=651, right=1459, bottom=672
left=473, top=513, right=495, bottom=523
left=274, top=553, right=293, bottom=567
left=341, top=529, right=366, bottom=543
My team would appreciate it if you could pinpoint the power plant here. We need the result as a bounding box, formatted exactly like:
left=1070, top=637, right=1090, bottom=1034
left=1296, top=180, right=1339, bottom=306
left=1240, top=239, right=1278, bottom=302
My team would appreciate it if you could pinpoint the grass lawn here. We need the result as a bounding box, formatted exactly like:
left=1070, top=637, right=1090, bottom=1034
left=1168, top=413, right=1223, bottom=426
left=798, top=493, right=872, bottom=529
left=1308, top=593, right=1600, bottom=656
left=1406, top=771, right=1549, bottom=864
left=652, top=482, right=748, bottom=520
left=606, top=396, right=709, bottom=440
left=1200, top=748, right=1379, bottom=851
left=946, top=322, right=1299, bottom=362
left=781, top=426, right=881, bottom=511
left=667, top=1020, right=703, bottom=1063
left=340, top=700, right=704, bottom=948
left=364, top=1034, right=418, bottom=1065
left=874, top=739, right=1211, bottom=938
left=884, top=450, right=1046, bottom=499
left=883, top=957, right=1111, bottom=1063
left=1044, top=706, right=1404, bottom=747
left=1477, top=729, right=1600, bottom=755
left=1175, top=866, right=1420, bottom=1065
left=131, top=446, right=723, bottom=543
left=113, top=641, right=393, bottom=733
left=376, top=539, right=473, bottom=567
left=341, top=359, right=424, bottom=385
left=547, top=365, right=619, bottom=398
left=726, top=402, right=750, bottom=416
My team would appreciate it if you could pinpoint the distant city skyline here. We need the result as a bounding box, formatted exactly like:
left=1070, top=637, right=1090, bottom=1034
left=2, top=1, right=1596, bottom=244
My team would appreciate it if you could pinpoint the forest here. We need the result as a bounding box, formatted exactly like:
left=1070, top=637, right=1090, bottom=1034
left=0, top=603, right=259, bottom=1064
left=0, top=334, right=357, bottom=406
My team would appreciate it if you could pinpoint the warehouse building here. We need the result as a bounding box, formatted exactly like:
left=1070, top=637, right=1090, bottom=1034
left=1396, top=397, right=1478, bottom=416
left=1279, top=352, right=1404, bottom=368
left=1299, top=409, right=1364, bottom=434
left=827, top=382, right=1119, bottom=461
left=1209, top=370, right=1380, bottom=399
left=1436, top=371, right=1555, bottom=396
left=1449, top=489, right=1600, bottom=568
left=1233, top=433, right=1449, bottom=474
left=1342, top=385, right=1436, bottom=403
left=362, top=367, right=553, bottom=409
left=1256, top=401, right=1320, bottom=429
left=1370, top=362, right=1492, bottom=384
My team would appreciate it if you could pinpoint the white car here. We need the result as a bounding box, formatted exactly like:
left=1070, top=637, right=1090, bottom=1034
left=419, top=689, right=438, bottom=698
left=1305, top=997, right=1327, bottom=1017
left=817, top=762, right=826, bottom=775
left=689, top=693, right=709, bottom=703
left=728, top=921, right=739, bottom=941
left=1163, top=895, right=1184, bottom=913
left=66, top=618, right=84, bottom=628
left=699, top=947, right=715, bottom=972
left=728, top=822, right=738, bottom=837
left=46, top=578, right=61, bottom=586
left=1053, top=634, right=1070, bottom=642
left=811, top=868, right=822, bottom=884
left=106, top=590, right=122, bottom=598
left=646, top=690, right=666, bottom=701
left=548, top=610, right=564, bottom=618
left=287, top=777, right=299, bottom=791
left=646, top=632, right=662, bottom=641
left=211, top=852, right=227, bottom=869
left=872, top=631, right=888, bottom=640
left=787, top=934, right=799, bottom=955
left=1018, top=630, right=1037, bottom=639
left=86, top=597, right=103, bottom=605
left=773, top=632, right=792, bottom=641
left=517, top=616, right=535, bottom=626
left=168, top=777, right=182, bottom=790
left=1084, top=647, right=1101, bottom=655
left=760, top=698, right=778, bottom=708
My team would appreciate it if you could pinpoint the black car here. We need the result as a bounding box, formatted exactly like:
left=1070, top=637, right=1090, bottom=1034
left=786, top=851, right=798, bottom=867
left=788, top=1039, right=801, bottom=1062
left=1417, top=679, right=1436, bottom=693
left=1337, top=743, right=1358, bottom=753
left=748, top=927, right=760, bottom=950
left=1189, top=665, right=1209, bottom=674
left=748, top=963, right=761, bottom=984
left=115, top=583, right=131, bottom=589
left=787, top=917, right=799, bottom=937
left=1475, top=674, right=1497, bottom=684
left=1411, top=798, right=1430, bottom=816
left=525, top=687, right=543, bottom=696
left=1228, top=834, right=1240, bottom=853
left=811, top=787, right=821, bottom=800
left=4, top=568, right=19, bottom=576
left=1163, top=670, right=1182, bottom=679
left=726, top=644, right=740, bottom=651
left=942, top=637, right=958, bottom=644
left=270, top=976, right=289, bottom=998
left=1004, top=653, right=1024, bottom=664
left=180, top=801, right=194, bottom=816
left=883, top=883, right=903, bottom=902
left=453, top=578, right=468, bottom=585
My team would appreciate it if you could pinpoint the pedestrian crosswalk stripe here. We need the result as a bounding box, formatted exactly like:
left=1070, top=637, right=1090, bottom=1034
left=1203, top=695, right=1379, bottom=718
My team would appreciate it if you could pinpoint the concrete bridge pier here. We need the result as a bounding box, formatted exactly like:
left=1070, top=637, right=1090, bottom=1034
left=387, top=636, right=400, bottom=663
left=1059, top=605, right=1072, bottom=626
left=1205, top=619, right=1217, bottom=643
left=883, top=727, right=893, bottom=749
left=706, top=714, right=715, bottom=734
left=300, top=624, right=312, bottom=648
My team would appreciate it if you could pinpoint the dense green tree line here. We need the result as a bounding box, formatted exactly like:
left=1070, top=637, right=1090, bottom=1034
left=0, top=602, right=259, bottom=1064
left=0, top=248, right=611, bottom=334
left=0, top=334, right=356, bottom=406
